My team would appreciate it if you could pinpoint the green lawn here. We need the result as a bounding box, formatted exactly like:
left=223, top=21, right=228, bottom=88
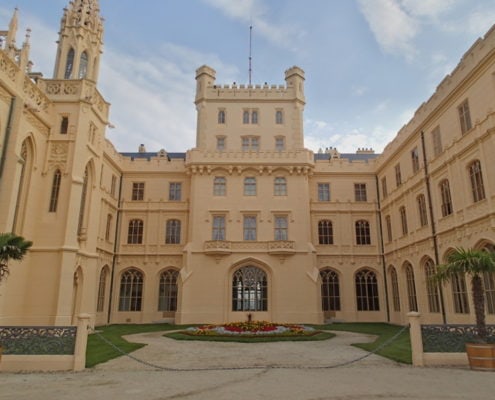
left=319, top=322, right=411, bottom=364
left=86, top=322, right=411, bottom=368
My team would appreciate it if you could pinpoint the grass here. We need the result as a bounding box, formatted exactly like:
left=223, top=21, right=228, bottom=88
left=318, top=322, right=411, bottom=364
left=86, top=323, right=190, bottom=368
left=86, top=322, right=411, bottom=368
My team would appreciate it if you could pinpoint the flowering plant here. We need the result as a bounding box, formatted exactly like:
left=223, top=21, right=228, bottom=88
left=186, top=321, right=315, bottom=336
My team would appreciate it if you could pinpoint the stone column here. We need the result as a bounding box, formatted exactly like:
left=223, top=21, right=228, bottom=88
left=407, top=311, right=424, bottom=367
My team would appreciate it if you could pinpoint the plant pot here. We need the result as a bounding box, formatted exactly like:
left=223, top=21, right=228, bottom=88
left=465, top=343, right=495, bottom=371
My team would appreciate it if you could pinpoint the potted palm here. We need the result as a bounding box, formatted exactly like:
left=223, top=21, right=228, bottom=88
left=0, top=233, right=33, bottom=361
left=435, top=247, right=495, bottom=370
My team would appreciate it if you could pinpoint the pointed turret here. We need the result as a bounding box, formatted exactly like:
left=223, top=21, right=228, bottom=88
left=6, top=7, right=19, bottom=49
left=53, top=0, right=104, bottom=82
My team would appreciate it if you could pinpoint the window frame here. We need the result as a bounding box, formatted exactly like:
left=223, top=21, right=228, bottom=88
left=127, top=219, right=144, bottom=244
left=165, top=219, right=181, bottom=244
left=440, top=179, right=453, bottom=217
left=274, top=215, right=288, bottom=241
left=244, top=177, right=257, bottom=196
left=131, top=182, right=144, bottom=201
left=318, top=220, right=334, bottom=245
left=318, top=183, right=330, bottom=202
left=355, top=220, right=371, bottom=245
left=243, top=215, right=257, bottom=241
left=274, top=177, right=287, bottom=196
left=468, top=160, right=485, bottom=203
left=354, top=183, right=367, bottom=202
left=213, top=176, right=227, bottom=196
left=212, top=215, right=226, bottom=240
left=169, top=182, right=182, bottom=201
left=458, top=99, right=472, bottom=135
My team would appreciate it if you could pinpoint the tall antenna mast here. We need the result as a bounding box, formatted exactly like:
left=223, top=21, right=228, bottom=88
left=248, top=24, right=253, bottom=85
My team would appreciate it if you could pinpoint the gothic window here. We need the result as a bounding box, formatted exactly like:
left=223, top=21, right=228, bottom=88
left=60, top=116, right=69, bottom=134
left=212, top=215, right=226, bottom=240
left=395, top=164, right=402, bottom=187
left=274, top=215, right=288, bottom=240
left=483, top=271, right=495, bottom=314
left=318, top=183, right=330, bottom=201
left=424, top=259, right=441, bottom=313
left=318, top=220, right=333, bottom=245
left=64, top=48, right=75, bottom=79
left=244, top=177, right=256, bottom=196
left=251, top=110, right=258, bottom=124
left=243, top=216, right=257, bottom=240
left=399, top=206, right=408, bottom=236
left=165, top=219, right=181, bottom=244
left=218, top=110, right=226, bottom=124
left=440, top=179, right=453, bottom=217
left=452, top=272, right=470, bottom=314
left=390, top=267, right=400, bottom=312
left=243, top=110, right=250, bottom=124
left=213, top=177, right=226, bottom=196
left=417, top=194, right=428, bottom=227
left=158, top=269, right=179, bottom=312
left=320, top=269, right=340, bottom=311
left=274, top=177, right=287, bottom=196
left=411, top=147, right=420, bottom=173
left=355, top=220, right=371, bottom=245
left=105, top=214, right=112, bottom=241
left=468, top=160, right=485, bottom=203
left=354, top=183, right=367, bottom=202
left=405, top=263, right=418, bottom=312
left=79, top=51, right=89, bottom=79
left=127, top=219, right=143, bottom=244
left=169, top=182, right=182, bottom=201
left=458, top=99, right=472, bottom=134
left=97, top=267, right=108, bottom=312
left=275, top=110, right=283, bottom=124
left=232, top=266, right=267, bottom=311
left=385, top=215, right=392, bottom=242
left=77, top=166, right=89, bottom=236
left=355, top=269, right=380, bottom=311
left=132, top=182, right=144, bottom=201
left=49, top=169, right=62, bottom=212
left=118, top=269, right=143, bottom=311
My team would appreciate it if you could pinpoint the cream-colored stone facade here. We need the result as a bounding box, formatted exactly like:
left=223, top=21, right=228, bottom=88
left=1, top=1, right=495, bottom=327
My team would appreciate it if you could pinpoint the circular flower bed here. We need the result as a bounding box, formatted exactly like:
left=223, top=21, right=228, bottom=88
left=186, top=321, right=316, bottom=336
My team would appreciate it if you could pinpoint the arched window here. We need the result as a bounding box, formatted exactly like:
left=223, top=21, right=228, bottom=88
left=440, top=179, right=453, bottom=217
left=128, top=219, right=144, bottom=244
left=452, top=272, right=469, bottom=314
left=78, top=51, right=89, bottom=79
left=218, top=110, right=226, bottom=124
left=405, top=263, right=418, bottom=312
left=390, top=267, right=400, bottom=312
left=318, top=220, right=333, bottom=245
left=275, top=110, right=283, bottom=124
left=320, top=269, right=340, bottom=311
left=274, top=177, right=287, bottom=196
left=165, top=219, right=181, bottom=244
left=468, top=160, right=485, bottom=203
left=243, top=110, right=250, bottom=124
left=105, top=214, right=112, bottom=241
left=49, top=169, right=62, bottom=212
left=355, top=220, right=371, bottom=245
left=118, top=269, right=143, bottom=311
left=213, top=176, right=226, bottom=196
left=64, top=48, right=75, bottom=79
left=97, top=267, right=109, bottom=312
left=232, top=266, right=267, bottom=311
left=251, top=110, right=258, bottom=124
left=424, top=258, right=440, bottom=313
left=13, top=140, right=33, bottom=233
left=158, top=269, right=179, bottom=312
left=355, top=269, right=379, bottom=311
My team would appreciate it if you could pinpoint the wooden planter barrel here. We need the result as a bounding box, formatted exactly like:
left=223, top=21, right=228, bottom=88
left=466, top=343, right=495, bottom=371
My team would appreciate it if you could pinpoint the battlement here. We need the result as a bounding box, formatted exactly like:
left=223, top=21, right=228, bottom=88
left=195, top=64, right=305, bottom=103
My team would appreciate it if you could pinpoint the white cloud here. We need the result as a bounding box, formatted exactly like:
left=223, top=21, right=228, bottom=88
left=399, top=0, right=456, bottom=18
left=466, top=10, right=495, bottom=36
left=358, top=0, right=419, bottom=60
left=201, top=0, right=304, bottom=51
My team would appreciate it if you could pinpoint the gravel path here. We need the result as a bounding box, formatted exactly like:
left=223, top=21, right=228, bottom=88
left=1, top=330, right=494, bottom=400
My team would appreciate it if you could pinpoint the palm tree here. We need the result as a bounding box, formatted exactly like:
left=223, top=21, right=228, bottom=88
left=0, top=233, right=32, bottom=283
left=435, top=247, right=495, bottom=342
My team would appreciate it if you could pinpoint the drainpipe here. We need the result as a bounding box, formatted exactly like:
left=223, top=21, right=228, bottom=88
left=375, top=175, right=390, bottom=322
left=0, top=96, right=16, bottom=179
left=420, top=131, right=447, bottom=324
left=107, top=173, right=123, bottom=324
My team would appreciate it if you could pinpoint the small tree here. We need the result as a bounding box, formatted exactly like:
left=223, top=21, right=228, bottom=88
left=0, top=233, right=32, bottom=283
left=435, top=247, right=495, bottom=342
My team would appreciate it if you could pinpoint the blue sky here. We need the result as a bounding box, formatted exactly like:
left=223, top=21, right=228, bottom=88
left=1, top=0, right=495, bottom=153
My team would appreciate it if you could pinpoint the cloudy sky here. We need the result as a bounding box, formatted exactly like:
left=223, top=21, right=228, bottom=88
left=1, top=0, right=495, bottom=153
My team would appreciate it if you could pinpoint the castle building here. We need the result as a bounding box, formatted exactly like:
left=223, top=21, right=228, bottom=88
left=1, top=0, right=495, bottom=327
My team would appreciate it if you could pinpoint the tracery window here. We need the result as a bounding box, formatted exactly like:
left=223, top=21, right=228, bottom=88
left=318, top=220, right=333, bottom=245
left=405, top=263, right=418, bottom=312
left=79, top=51, right=88, bottom=79
left=390, top=267, right=400, bottom=312
left=127, top=219, right=143, bottom=244
left=118, top=269, right=143, bottom=311
left=355, top=220, right=371, bottom=245
left=158, top=269, right=179, bottom=312
left=424, top=259, right=441, bottom=313
left=417, top=194, right=428, bottom=227
left=440, top=179, right=453, bottom=217
left=452, top=272, right=469, bottom=314
left=165, top=219, right=181, bottom=244
left=49, top=169, right=62, bottom=212
left=468, top=160, right=485, bottom=203
left=320, top=269, right=340, bottom=311
left=97, top=267, right=108, bottom=312
left=64, top=48, right=75, bottom=79
left=232, top=266, right=267, bottom=311
left=355, top=269, right=379, bottom=311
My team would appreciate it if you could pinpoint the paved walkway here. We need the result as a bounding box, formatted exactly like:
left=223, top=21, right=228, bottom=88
left=1, top=330, right=494, bottom=399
